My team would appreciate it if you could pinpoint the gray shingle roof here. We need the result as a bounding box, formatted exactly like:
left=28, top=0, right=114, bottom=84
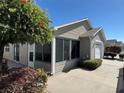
left=80, top=27, right=101, bottom=38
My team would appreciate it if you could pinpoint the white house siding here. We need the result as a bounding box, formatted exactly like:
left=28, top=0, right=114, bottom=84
left=3, top=44, right=14, bottom=60
left=55, top=59, right=79, bottom=73
left=91, top=35, right=104, bottom=59
left=80, top=37, right=90, bottom=60
left=54, top=39, right=80, bottom=73
left=3, top=19, right=105, bottom=74
left=34, top=61, right=51, bottom=72
left=3, top=44, right=28, bottom=66
left=19, top=44, right=28, bottom=65
left=55, top=26, right=87, bottom=40
left=54, top=25, right=87, bottom=73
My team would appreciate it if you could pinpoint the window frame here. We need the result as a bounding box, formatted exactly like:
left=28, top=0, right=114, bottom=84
left=5, top=45, right=10, bottom=52
left=43, top=43, right=51, bottom=62
left=56, top=37, right=80, bottom=62
left=35, top=44, right=43, bottom=61
left=71, top=40, right=80, bottom=59
left=14, top=44, right=20, bottom=61
left=56, top=38, right=64, bottom=62
left=64, top=39, right=70, bottom=60
left=35, top=43, right=51, bottom=62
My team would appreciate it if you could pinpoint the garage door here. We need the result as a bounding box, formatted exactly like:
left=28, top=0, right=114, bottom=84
left=95, top=47, right=101, bottom=59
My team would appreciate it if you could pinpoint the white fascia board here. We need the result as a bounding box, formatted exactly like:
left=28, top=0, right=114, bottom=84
left=94, top=27, right=102, bottom=37
left=54, top=18, right=89, bottom=30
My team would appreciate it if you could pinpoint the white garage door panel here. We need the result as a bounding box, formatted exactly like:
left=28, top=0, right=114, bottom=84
left=95, top=47, right=101, bottom=59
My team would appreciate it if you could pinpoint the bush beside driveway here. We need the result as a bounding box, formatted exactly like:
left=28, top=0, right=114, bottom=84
left=48, top=59, right=124, bottom=93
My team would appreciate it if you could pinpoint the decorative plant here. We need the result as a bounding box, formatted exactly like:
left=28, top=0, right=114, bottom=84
left=119, top=52, right=124, bottom=60
left=80, top=59, right=102, bottom=70
left=0, top=0, right=52, bottom=71
left=0, top=67, right=48, bottom=93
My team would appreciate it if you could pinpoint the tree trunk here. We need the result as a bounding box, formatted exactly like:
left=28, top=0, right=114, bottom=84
left=0, top=46, right=4, bottom=72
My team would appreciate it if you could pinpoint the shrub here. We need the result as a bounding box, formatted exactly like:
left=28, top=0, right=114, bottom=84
left=104, top=52, right=117, bottom=59
left=119, top=51, right=124, bottom=60
left=0, top=67, right=48, bottom=93
left=80, top=59, right=102, bottom=70
left=105, top=46, right=121, bottom=54
left=119, top=54, right=124, bottom=59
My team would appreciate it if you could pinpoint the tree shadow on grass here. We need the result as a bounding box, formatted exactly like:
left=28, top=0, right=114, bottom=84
left=116, top=68, right=124, bottom=93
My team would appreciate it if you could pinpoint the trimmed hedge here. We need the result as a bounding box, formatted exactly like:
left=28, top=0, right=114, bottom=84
left=0, top=67, right=48, bottom=93
left=80, top=59, right=102, bottom=70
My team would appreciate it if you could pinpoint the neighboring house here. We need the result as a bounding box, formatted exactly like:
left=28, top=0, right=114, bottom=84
left=3, top=18, right=106, bottom=75
left=105, top=39, right=124, bottom=51
left=105, top=39, right=122, bottom=46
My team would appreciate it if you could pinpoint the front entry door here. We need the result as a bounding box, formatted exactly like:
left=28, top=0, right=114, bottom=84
left=28, top=44, right=35, bottom=68
left=95, top=46, right=101, bottom=59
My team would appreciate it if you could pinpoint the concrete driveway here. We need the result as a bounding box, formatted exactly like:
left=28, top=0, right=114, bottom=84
left=48, top=59, right=124, bottom=93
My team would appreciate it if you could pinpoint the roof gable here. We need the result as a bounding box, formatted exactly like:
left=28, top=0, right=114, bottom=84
left=54, top=18, right=92, bottom=31
left=80, top=27, right=106, bottom=42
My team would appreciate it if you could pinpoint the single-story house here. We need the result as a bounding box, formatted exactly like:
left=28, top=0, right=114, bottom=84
left=3, top=18, right=106, bottom=75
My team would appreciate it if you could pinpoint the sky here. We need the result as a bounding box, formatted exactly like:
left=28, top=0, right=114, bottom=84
left=36, top=0, right=124, bottom=42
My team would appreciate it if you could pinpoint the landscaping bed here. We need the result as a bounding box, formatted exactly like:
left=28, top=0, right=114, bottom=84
left=0, top=67, right=48, bottom=93
left=80, top=59, right=102, bottom=70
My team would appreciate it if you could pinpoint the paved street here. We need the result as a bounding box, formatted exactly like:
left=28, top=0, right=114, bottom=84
left=48, top=59, right=124, bottom=93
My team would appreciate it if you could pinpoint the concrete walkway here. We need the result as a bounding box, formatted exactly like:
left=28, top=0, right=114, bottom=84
left=48, top=59, right=124, bottom=93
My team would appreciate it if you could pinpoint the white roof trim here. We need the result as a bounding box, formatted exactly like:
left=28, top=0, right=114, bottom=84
left=54, top=18, right=89, bottom=30
left=93, top=27, right=102, bottom=37
left=94, top=27, right=106, bottom=42
left=95, top=40, right=103, bottom=43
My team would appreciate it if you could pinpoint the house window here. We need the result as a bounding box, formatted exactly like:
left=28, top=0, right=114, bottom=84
left=64, top=40, right=70, bottom=60
left=56, top=38, right=64, bottom=62
left=43, top=44, right=51, bottom=62
left=35, top=44, right=43, bottom=61
left=35, top=43, right=51, bottom=62
left=76, top=41, right=80, bottom=58
left=29, top=52, right=33, bottom=62
left=56, top=38, right=80, bottom=62
left=14, top=44, right=20, bottom=61
left=71, top=41, right=80, bottom=59
left=5, top=45, right=10, bottom=52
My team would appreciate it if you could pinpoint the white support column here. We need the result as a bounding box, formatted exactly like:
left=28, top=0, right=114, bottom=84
left=102, top=42, right=104, bottom=58
left=51, top=37, right=56, bottom=75
left=69, top=40, right=72, bottom=60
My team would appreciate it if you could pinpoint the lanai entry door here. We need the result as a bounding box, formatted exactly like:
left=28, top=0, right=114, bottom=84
left=28, top=44, right=35, bottom=68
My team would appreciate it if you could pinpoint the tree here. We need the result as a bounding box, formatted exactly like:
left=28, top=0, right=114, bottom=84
left=105, top=46, right=121, bottom=54
left=0, top=0, right=52, bottom=71
left=104, top=46, right=121, bottom=59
